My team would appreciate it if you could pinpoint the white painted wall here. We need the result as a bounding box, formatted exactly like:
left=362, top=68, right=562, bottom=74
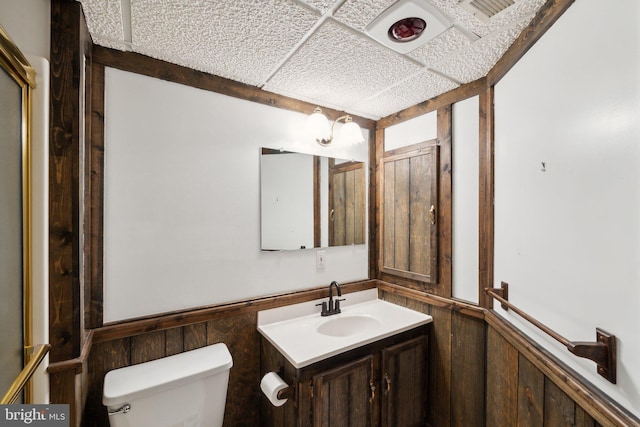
left=103, top=68, right=369, bottom=322
left=452, top=96, right=479, bottom=304
left=494, top=0, right=640, bottom=417
left=384, top=110, right=437, bottom=151
left=0, top=0, right=50, bottom=60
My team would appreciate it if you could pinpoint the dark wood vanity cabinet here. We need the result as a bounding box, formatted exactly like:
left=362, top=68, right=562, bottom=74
left=312, top=355, right=375, bottom=426
left=380, top=336, right=428, bottom=426
left=261, top=327, right=429, bottom=427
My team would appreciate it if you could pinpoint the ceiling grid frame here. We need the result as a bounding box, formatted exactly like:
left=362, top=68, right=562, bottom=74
left=78, top=0, right=548, bottom=119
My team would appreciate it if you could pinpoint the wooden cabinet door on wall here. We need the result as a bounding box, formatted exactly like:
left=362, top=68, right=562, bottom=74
left=329, top=160, right=366, bottom=246
left=312, top=355, right=375, bottom=427
left=381, top=143, right=439, bottom=283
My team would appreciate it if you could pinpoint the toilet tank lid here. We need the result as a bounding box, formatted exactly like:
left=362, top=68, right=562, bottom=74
left=103, top=342, right=232, bottom=406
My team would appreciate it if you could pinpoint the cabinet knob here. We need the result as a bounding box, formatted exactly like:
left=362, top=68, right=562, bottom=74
left=369, top=379, right=376, bottom=402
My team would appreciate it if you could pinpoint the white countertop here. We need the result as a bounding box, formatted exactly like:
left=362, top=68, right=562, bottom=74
left=257, top=289, right=433, bottom=368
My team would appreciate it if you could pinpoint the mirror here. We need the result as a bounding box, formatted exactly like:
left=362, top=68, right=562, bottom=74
left=260, top=148, right=366, bottom=251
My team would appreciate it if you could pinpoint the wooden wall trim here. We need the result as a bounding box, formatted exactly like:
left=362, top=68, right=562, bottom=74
left=49, top=0, right=90, bottom=363
left=478, top=87, right=495, bottom=309
left=376, top=0, right=576, bottom=130
left=86, top=60, right=104, bottom=329
left=92, top=45, right=375, bottom=129
left=47, top=331, right=94, bottom=375
left=487, top=0, right=577, bottom=86
left=377, top=78, right=486, bottom=129
left=369, top=128, right=381, bottom=280
left=437, top=106, right=452, bottom=298
left=92, top=280, right=376, bottom=344
left=377, top=280, right=484, bottom=320
left=374, top=128, right=385, bottom=280
left=485, top=311, right=640, bottom=427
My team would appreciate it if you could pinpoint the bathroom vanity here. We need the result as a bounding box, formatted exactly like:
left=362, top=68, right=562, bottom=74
left=258, top=289, right=432, bottom=426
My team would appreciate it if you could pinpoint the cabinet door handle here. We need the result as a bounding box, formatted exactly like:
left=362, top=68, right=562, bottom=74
left=369, top=379, right=376, bottom=403
left=429, top=205, right=436, bottom=225
left=384, top=373, right=391, bottom=394
left=330, top=209, right=335, bottom=222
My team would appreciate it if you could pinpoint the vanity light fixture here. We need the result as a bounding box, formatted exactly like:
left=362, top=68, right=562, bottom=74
left=306, top=107, right=364, bottom=147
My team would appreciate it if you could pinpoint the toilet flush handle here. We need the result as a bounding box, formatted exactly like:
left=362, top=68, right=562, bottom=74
left=108, top=403, right=131, bottom=416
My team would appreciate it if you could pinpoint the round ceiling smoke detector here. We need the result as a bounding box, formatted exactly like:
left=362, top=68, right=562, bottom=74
left=388, top=17, right=427, bottom=42
left=365, top=0, right=450, bottom=54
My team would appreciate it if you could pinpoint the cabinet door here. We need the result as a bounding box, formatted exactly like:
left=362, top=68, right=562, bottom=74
left=381, top=335, right=428, bottom=427
left=381, top=144, right=439, bottom=284
left=313, top=355, right=375, bottom=427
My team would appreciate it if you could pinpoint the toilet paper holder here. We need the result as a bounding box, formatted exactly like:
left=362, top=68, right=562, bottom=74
left=276, top=385, right=294, bottom=400
left=261, top=370, right=295, bottom=406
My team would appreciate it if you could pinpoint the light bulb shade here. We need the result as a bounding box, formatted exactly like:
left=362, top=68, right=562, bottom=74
left=305, top=108, right=330, bottom=143
left=338, top=120, right=364, bottom=146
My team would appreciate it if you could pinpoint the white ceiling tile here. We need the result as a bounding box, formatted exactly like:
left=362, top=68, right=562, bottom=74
left=264, top=20, right=423, bottom=112
left=350, top=69, right=459, bottom=117
left=80, top=0, right=549, bottom=119
left=129, top=0, right=320, bottom=86
left=78, top=0, right=124, bottom=42
left=432, top=14, right=533, bottom=83
left=408, top=26, right=471, bottom=67
left=301, top=0, right=339, bottom=14
left=333, top=0, right=395, bottom=31
left=91, top=35, right=131, bottom=52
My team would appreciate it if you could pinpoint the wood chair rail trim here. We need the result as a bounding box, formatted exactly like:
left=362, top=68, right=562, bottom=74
left=485, top=284, right=616, bottom=384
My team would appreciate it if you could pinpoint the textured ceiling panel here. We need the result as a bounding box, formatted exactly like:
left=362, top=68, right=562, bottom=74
left=90, top=35, right=132, bottom=52
left=432, top=14, right=533, bottom=83
left=263, top=19, right=422, bottom=113
left=333, top=0, right=396, bottom=31
left=129, top=0, right=320, bottom=86
left=79, top=0, right=548, bottom=119
left=302, top=0, right=338, bottom=14
left=349, top=69, right=459, bottom=117
left=408, top=26, right=471, bottom=68
left=78, top=0, right=124, bottom=42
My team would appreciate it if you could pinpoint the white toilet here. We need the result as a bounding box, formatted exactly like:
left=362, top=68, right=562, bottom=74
left=102, top=342, right=233, bottom=427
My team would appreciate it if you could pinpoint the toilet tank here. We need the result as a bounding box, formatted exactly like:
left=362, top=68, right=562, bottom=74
left=103, top=343, right=233, bottom=427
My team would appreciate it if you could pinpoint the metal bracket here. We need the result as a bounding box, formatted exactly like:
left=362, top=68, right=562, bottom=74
left=567, top=328, right=617, bottom=384
left=486, top=282, right=617, bottom=385
left=485, top=282, right=509, bottom=310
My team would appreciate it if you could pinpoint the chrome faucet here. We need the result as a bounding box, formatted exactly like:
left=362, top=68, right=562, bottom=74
left=316, top=281, right=344, bottom=316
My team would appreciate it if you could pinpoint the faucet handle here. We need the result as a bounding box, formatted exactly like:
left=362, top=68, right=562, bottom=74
left=334, top=298, right=345, bottom=313
left=316, top=301, right=328, bottom=316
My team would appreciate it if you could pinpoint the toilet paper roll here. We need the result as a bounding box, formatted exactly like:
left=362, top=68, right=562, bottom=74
left=260, top=372, right=289, bottom=407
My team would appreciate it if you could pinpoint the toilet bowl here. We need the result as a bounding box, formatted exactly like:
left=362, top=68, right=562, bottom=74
left=103, top=342, right=232, bottom=427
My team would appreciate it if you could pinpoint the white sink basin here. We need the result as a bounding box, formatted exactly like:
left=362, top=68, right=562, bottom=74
left=316, top=314, right=381, bottom=337
left=257, top=289, right=432, bottom=368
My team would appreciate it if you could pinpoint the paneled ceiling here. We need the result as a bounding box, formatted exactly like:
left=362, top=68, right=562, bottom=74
left=78, top=0, right=547, bottom=120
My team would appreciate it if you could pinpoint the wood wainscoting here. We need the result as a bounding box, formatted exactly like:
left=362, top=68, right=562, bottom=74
left=378, top=281, right=640, bottom=427
left=81, top=281, right=376, bottom=427
left=75, top=280, right=639, bottom=426
left=378, top=281, right=486, bottom=427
